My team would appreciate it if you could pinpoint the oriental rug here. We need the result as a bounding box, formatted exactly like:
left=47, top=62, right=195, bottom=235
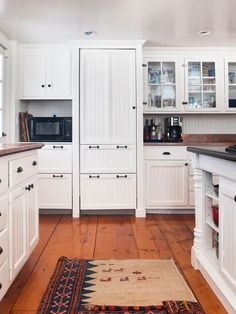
left=37, top=257, right=203, bottom=314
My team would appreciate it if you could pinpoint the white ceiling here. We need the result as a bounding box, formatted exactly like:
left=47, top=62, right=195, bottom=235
left=0, top=0, right=236, bottom=46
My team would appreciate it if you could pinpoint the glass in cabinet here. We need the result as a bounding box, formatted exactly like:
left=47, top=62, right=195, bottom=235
left=226, top=61, right=236, bottom=110
left=185, top=60, right=217, bottom=110
left=144, top=59, right=179, bottom=112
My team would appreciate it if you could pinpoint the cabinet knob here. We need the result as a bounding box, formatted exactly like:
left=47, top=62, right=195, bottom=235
left=0, top=247, right=3, bottom=255
left=0, top=283, right=2, bottom=290
left=48, top=84, right=51, bottom=87
left=30, top=184, right=34, bottom=189
left=132, top=106, right=136, bottom=109
left=0, top=212, right=1, bottom=216
left=41, top=84, right=45, bottom=88
left=17, top=167, right=23, bottom=173
left=143, top=102, right=147, bottom=105
left=0, top=179, right=1, bottom=183
left=25, top=185, right=31, bottom=191
left=32, top=160, right=37, bottom=166
left=2, top=132, right=7, bottom=137
left=185, top=163, right=188, bottom=166
left=234, top=196, right=236, bottom=202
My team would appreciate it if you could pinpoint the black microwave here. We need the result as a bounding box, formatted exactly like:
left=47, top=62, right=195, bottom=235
left=28, top=117, right=72, bottom=142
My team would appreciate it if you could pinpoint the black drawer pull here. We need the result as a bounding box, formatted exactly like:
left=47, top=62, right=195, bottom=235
left=0, top=247, right=3, bottom=255
left=30, top=184, right=34, bottom=189
left=89, top=145, right=99, bottom=149
left=116, top=175, right=127, bottom=178
left=0, top=283, right=2, bottom=289
left=32, top=160, right=37, bottom=166
left=17, top=167, right=23, bottom=173
left=53, top=145, right=64, bottom=149
left=117, top=145, right=127, bottom=149
left=162, top=152, right=171, bottom=155
left=89, top=175, right=100, bottom=179
left=53, top=175, right=63, bottom=178
left=182, top=101, right=188, bottom=105
left=25, top=185, right=31, bottom=191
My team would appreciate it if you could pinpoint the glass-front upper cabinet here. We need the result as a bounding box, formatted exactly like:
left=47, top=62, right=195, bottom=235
left=225, top=60, right=236, bottom=111
left=184, top=58, right=222, bottom=112
left=143, top=58, right=180, bottom=112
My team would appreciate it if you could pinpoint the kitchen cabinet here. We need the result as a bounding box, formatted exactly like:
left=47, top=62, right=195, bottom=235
left=80, top=49, right=136, bottom=144
left=38, top=144, right=72, bottom=210
left=143, top=57, right=181, bottom=113
left=224, top=58, right=236, bottom=111
left=20, top=49, right=71, bottom=99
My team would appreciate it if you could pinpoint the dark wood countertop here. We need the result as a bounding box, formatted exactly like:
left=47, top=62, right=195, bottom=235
left=187, top=146, right=236, bottom=162
left=0, top=143, right=44, bottom=157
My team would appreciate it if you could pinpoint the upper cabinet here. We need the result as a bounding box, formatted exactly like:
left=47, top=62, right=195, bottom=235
left=225, top=58, right=236, bottom=112
left=80, top=49, right=136, bottom=144
left=143, top=57, right=181, bottom=113
left=19, top=49, right=72, bottom=99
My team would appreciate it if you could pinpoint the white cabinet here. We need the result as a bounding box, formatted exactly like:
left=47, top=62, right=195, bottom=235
left=81, top=174, right=136, bottom=210
left=224, top=58, right=236, bottom=112
left=38, top=144, right=72, bottom=210
left=20, top=49, right=71, bottom=99
left=80, top=49, right=136, bottom=144
left=28, top=177, right=38, bottom=253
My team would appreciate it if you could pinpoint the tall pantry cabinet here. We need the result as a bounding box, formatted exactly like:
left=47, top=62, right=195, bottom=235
left=80, top=49, right=137, bottom=210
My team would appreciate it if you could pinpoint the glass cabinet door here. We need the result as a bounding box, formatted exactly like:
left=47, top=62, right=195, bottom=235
left=186, top=61, right=216, bottom=110
left=145, top=60, right=177, bottom=111
left=227, top=62, right=236, bottom=109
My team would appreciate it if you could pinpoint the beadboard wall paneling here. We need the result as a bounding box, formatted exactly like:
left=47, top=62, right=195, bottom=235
left=144, top=114, right=236, bottom=134
left=27, top=100, right=72, bottom=117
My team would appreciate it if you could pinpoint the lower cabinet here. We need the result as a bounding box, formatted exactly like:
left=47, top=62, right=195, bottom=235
left=145, top=160, right=189, bottom=207
left=38, top=174, right=72, bottom=209
left=80, top=174, right=136, bottom=210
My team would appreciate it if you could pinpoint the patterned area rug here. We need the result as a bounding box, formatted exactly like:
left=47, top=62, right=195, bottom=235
left=37, top=257, right=204, bottom=314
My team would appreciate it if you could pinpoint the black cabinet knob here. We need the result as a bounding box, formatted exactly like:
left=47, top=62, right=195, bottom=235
left=185, top=163, right=188, bottom=166
left=41, top=84, right=45, bottom=88
left=48, top=84, right=51, bottom=87
left=0, top=283, right=2, bottom=289
left=2, top=132, right=6, bottom=137
left=25, top=185, right=31, bottom=191
left=17, top=167, right=23, bottom=173
left=0, top=212, right=1, bottom=216
left=234, top=196, right=236, bottom=202
left=32, top=161, right=37, bottom=166
left=30, top=184, right=34, bottom=189
left=0, top=179, right=1, bottom=183
left=132, top=106, right=136, bottom=109
left=0, top=247, right=3, bottom=255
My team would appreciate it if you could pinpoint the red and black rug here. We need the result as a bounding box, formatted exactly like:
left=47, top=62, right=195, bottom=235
left=37, top=256, right=204, bottom=314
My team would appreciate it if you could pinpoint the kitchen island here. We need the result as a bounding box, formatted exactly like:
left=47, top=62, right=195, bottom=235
left=187, top=145, right=236, bottom=314
left=0, top=143, right=43, bottom=302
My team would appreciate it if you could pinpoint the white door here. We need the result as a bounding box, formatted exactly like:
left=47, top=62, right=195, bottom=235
left=27, top=177, right=39, bottom=253
left=20, top=50, right=46, bottom=98
left=145, top=160, right=189, bottom=207
left=80, top=49, right=136, bottom=144
left=9, top=185, right=27, bottom=280
left=46, top=50, right=71, bottom=98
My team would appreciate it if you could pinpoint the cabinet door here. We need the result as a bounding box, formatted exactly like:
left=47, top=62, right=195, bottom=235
left=183, top=58, right=223, bottom=112
left=27, top=177, right=39, bottom=253
left=80, top=49, right=136, bottom=144
left=145, top=160, right=188, bottom=207
left=224, top=58, right=236, bottom=112
left=9, top=185, right=27, bottom=280
left=46, top=50, right=71, bottom=98
left=20, top=50, right=46, bottom=98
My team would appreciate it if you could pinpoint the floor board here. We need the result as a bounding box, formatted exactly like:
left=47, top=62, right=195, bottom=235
left=0, top=214, right=227, bottom=314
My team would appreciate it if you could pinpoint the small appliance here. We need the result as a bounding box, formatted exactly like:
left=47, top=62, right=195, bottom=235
left=164, top=116, right=183, bottom=142
left=28, top=116, right=72, bottom=142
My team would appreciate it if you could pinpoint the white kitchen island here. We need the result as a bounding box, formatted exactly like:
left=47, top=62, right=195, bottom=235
left=188, top=146, right=236, bottom=314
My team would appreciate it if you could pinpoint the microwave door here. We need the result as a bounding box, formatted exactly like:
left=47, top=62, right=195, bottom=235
left=33, top=120, right=64, bottom=141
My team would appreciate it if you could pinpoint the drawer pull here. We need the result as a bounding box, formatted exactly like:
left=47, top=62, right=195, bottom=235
left=0, top=283, right=2, bottom=290
left=89, top=175, right=100, bottom=179
left=30, top=184, right=34, bottom=189
left=17, top=167, right=23, bottom=173
left=53, top=175, right=63, bottom=178
left=117, top=145, right=127, bottom=149
left=32, top=160, right=38, bottom=166
left=116, top=175, right=127, bottom=178
left=0, top=212, right=1, bottom=216
left=89, top=145, right=99, bottom=149
left=0, top=247, right=3, bottom=255
left=53, top=145, right=64, bottom=149
left=182, top=101, right=188, bottom=105
left=25, top=185, right=31, bottom=191
left=162, top=152, right=171, bottom=156
left=0, top=179, right=1, bottom=183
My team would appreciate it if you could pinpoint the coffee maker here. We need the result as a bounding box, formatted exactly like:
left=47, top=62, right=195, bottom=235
left=164, top=116, right=183, bottom=142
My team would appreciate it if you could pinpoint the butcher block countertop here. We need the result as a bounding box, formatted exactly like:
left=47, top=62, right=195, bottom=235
left=0, top=142, right=44, bottom=157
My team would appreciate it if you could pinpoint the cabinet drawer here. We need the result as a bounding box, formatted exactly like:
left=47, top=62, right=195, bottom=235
left=0, top=163, right=8, bottom=194
left=38, top=174, right=72, bottom=209
left=9, top=154, right=38, bottom=188
left=38, top=144, right=72, bottom=173
left=80, top=145, right=136, bottom=173
left=145, top=146, right=187, bottom=160
left=0, top=195, right=8, bottom=232
left=0, top=228, right=8, bottom=267
left=0, top=260, right=9, bottom=301
left=81, top=174, right=136, bottom=210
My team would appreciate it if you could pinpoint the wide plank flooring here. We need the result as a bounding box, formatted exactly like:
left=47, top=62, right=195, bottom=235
left=0, top=214, right=227, bottom=314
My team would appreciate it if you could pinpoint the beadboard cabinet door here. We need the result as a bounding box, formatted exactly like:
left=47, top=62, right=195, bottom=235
left=80, top=49, right=136, bottom=144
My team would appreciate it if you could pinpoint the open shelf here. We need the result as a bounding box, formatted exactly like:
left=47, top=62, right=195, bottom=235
left=206, top=219, right=219, bottom=233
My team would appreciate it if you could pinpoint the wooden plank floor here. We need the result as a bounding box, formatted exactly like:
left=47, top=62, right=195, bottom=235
left=0, top=214, right=227, bottom=314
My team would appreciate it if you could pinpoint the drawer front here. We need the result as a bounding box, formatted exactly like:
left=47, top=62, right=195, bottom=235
left=80, top=174, right=136, bottom=210
left=0, top=195, right=8, bottom=232
left=38, top=174, right=72, bottom=209
left=38, top=144, right=72, bottom=173
left=0, top=228, right=8, bottom=267
left=145, top=146, right=187, bottom=160
left=80, top=145, right=136, bottom=173
left=0, top=260, right=9, bottom=301
left=9, top=154, right=38, bottom=188
left=0, top=163, right=8, bottom=194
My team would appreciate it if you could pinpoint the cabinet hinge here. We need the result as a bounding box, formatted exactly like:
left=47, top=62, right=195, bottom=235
left=142, top=64, right=147, bottom=67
